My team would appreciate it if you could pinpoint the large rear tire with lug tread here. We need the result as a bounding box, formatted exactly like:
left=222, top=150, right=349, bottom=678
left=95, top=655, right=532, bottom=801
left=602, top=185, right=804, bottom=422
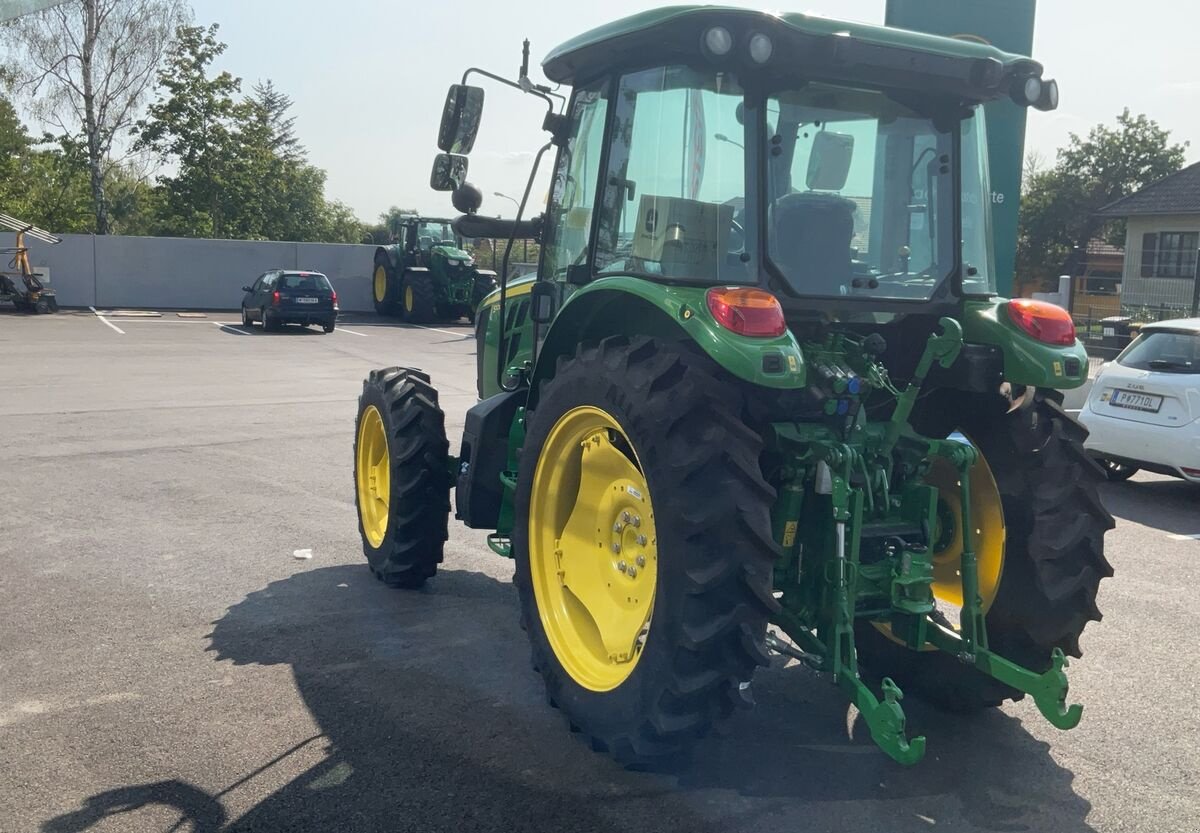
left=372, top=253, right=399, bottom=316
left=354, top=368, right=450, bottom=588
left=513, top=336, right=779, bottom=766
left=400, top=271, right=438, bottom=324
left=856, top=390, right=1114, bottom=712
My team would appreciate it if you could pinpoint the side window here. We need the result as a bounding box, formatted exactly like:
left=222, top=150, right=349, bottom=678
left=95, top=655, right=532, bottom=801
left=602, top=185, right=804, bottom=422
left=595, top=66, right=747, bottom=282
left=263, top=273, right=277, bottom=288
left=251, top=274, right=265, bottom=292
left=542, top=79, right=608, bottom=281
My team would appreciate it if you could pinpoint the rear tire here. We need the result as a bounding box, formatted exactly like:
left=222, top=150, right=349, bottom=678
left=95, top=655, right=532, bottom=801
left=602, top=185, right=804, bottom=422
left=856, top=391, right=1114, bottom=712
left=354, top=368, right=450, bottom=588
left=323, top=322, right=335, bottom=334
left=514, top=336, right=778, bottom=765
left=401, top=271, right=438, bottom=324
left=373, top=254, right=399, bottom=316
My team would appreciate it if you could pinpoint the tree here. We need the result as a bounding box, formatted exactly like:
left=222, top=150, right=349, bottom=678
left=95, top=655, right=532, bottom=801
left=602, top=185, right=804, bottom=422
left=1017, top=109, right=1188, bottom=288
left=249, top=80, right=302, bottom=162
left=2, top=0, right=190, bottom=233
left=136, top=23, right=243, bottom=237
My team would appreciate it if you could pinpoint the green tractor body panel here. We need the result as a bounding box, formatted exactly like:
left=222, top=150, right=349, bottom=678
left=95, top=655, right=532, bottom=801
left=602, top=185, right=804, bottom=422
left=531, top=278, right=808, bottom=400
left=962, top=298, right=1090, bottom=389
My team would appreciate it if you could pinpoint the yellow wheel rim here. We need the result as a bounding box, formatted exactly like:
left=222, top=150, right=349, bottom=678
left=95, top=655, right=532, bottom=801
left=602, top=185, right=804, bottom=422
left=924, top=437, right=1005, bottom=612
left=404, top=285, right=414, bottom=313
left=373, top=266, right=387, bottom=303
left=356, top=405, right=390, bottom=547
left=528, top=406, right=658, bottom=692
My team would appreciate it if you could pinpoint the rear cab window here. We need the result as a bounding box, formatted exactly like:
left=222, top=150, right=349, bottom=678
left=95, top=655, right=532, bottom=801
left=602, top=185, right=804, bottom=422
left=1117, top=330, right=1199, bottom=374
left=279, top=273, right=332, bottom=292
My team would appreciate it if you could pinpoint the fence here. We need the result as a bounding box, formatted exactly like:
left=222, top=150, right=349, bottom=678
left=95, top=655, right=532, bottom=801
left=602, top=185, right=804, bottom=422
left=1, top=232, right=382, bottom=313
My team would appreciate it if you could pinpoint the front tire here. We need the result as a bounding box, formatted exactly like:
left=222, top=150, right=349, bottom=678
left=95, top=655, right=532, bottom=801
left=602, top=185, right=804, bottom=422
left=513, top=336, right=778, bottom=765
left=857, top=391, right=1114, bottom=712
left=400, top=271, right=438, bottom=324
left=354, top=368, right=450, bottom=588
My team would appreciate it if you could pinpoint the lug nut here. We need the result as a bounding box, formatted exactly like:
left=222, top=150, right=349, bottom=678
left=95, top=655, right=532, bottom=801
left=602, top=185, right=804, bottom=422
left=632, top=516, right=641, bottom=528
left=613, top=522, right=623, bottom=532
left=635, top=555, right=646, bottom=567
left=636, top=535, right=647, bottom=546
left=622, top=511, right=631, bottom=522
left=612, top=542, right=621, bottom=554
left=617, top=560, right=627, bottom=573
left=627, top=566, right=638, bottom=578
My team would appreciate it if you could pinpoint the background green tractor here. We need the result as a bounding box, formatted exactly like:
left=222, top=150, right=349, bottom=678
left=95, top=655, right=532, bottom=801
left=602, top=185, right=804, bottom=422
left=371, top=213, right=496, bottom=323
left=353, top=8, right=1112, bottom=767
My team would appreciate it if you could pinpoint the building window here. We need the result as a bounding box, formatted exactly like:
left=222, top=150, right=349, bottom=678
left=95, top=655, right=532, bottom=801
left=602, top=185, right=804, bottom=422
left=1140, top=231, right=1199, bottom=278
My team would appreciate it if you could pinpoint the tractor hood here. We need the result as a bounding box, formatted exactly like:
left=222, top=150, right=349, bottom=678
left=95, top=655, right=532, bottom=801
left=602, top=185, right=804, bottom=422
left=431, top=243, right=473, bottom=263
left=543, top=6, right=1046, bottom=105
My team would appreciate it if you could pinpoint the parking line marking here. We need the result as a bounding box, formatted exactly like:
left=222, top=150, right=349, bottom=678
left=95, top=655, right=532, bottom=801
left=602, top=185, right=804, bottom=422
left=410, top=323, right=473, bottom=338
left=89, top=306, right=125, bottom=334
left=1167, top=533, right=1200, bottom=541
left=334, top=327, right=368, bottom=337
left=211, top=321, right=252, bottom=335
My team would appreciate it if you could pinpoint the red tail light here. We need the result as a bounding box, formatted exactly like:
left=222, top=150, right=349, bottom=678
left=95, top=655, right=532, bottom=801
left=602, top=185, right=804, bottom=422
left=331, top=289, right=338, bottom=305
left=1006, top=298, right=1075, bottom=346
left=272, top=290, right=280, bottom=305
left=705, top=287, right=787, bottom=337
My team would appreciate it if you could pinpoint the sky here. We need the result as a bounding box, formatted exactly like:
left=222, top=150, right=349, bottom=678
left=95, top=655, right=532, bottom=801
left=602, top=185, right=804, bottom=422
left=188, top=0, right=1200, bottom=221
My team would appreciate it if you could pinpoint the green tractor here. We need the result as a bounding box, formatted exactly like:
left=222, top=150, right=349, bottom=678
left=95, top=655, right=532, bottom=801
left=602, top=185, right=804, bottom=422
left=371, top=213, right=497, bottom=322
left=353, top=7, right=1113, bottom=766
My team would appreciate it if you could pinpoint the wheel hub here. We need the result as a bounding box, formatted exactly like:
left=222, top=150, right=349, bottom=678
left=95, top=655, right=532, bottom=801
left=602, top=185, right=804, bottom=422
left=355, top=405, right=390, bottom=547
left=373, top=266, right=387, bottom=303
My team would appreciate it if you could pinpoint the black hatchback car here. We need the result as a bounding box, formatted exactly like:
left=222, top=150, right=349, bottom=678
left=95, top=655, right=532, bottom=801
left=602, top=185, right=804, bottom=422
left=241, top=270, right=338, bottom=333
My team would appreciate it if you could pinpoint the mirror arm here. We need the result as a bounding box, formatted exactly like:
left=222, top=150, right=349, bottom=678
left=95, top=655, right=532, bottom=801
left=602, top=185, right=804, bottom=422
left=462, top=66, right=557, bottom=116
left=496, top=141, right=555, bottom=394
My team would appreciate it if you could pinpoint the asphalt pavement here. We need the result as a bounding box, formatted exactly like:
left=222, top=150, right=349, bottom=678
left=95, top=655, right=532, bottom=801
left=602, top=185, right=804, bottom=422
left=2, top=308, right=1197, bottom=833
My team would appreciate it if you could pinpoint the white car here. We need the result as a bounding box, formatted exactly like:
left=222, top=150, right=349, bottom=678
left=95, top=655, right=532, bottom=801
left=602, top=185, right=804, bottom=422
left=1078, top=318, right=1200, bottom=483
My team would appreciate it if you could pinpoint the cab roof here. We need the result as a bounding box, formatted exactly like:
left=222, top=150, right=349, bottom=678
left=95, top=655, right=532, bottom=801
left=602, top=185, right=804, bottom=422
left=542, top=5, right=1043, bottom=101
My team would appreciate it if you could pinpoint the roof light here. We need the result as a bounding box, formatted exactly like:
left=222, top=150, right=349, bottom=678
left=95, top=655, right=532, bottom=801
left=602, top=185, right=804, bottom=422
left=1035, top=78, right=1059, bottom=111
left=703, top=26, right=733, bottom=57
left=1011, top=75, right=1043, bottom=107
left=706, top=287, right=786, bottom=337
left=1006, top=298, right=1076, bottom=346
left=748, top=32, right=773, bottom=64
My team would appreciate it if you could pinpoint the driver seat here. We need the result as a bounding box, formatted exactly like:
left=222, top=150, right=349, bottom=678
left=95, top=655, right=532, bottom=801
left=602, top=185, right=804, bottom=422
left=771, top=192, right=856, bottom=293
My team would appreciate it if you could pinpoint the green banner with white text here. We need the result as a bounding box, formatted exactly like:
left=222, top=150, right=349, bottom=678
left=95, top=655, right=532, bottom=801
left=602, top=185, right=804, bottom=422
left=884, top=0, right=1037, bottom=298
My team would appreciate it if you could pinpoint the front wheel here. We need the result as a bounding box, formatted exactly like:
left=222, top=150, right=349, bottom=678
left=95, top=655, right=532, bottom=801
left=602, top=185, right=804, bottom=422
left=400, top=271, right=437, bottom=324
left=353, top=368, right=450, bottom=587
left=513, top=336, right=778, bottom=765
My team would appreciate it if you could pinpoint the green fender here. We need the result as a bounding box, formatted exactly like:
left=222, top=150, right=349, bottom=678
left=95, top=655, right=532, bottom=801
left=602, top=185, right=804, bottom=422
left=530, top=277, right=807, bottom=407
left=961, top=298, right=1089, bottom=389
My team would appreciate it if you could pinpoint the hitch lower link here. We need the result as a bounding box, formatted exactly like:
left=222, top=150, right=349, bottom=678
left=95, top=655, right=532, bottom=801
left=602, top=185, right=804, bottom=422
left=788, top=438, right=1082, bottom=766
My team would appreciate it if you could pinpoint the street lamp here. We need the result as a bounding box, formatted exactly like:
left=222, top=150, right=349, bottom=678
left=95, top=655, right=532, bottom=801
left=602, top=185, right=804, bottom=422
left=493, top=192, right=528, bottom=265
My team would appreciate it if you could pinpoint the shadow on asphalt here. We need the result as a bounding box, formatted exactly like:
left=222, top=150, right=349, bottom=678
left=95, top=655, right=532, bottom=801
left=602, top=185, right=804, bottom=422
left=1100, top=477, right=1200, bottom=535
left=42, top=565, right=1095, bottom=833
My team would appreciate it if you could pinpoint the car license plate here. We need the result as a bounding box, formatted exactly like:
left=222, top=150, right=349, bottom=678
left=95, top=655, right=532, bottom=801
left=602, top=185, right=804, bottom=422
left=296, top=297, right=318, bottom=304
left=1109, top=389, right=1163, bottom=412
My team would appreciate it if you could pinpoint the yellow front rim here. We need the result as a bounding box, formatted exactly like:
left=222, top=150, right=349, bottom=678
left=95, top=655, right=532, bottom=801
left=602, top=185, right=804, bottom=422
left=356, top=405, right=390, bottom=547
left=373, top=266, right=387, bottom=303
left=528, top=406, right=658, bottom=692
left=404, top=285, right=414, bottom=313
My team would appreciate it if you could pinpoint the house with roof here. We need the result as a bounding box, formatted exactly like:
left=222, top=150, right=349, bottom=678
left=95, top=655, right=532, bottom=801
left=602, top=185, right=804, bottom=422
left=1096, top=162, right=1200, bottom=316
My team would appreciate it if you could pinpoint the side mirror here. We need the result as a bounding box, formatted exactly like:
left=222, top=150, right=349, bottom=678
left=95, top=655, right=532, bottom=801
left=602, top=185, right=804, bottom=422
left=242, top=286, right=252, bottom=292
left=530, top=280, right=557, bottom=324
left=430, top=153, right=469, bottom=191
left=437, top=84, right=485, bottom=154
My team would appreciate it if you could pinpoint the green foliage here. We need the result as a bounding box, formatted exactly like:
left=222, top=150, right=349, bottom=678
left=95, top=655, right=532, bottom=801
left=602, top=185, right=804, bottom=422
left=362, top=206, right=420, bottom=244
left=1017, top=109, right=1189, bottom=289
left=134, top=24, right=367, bottom=243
